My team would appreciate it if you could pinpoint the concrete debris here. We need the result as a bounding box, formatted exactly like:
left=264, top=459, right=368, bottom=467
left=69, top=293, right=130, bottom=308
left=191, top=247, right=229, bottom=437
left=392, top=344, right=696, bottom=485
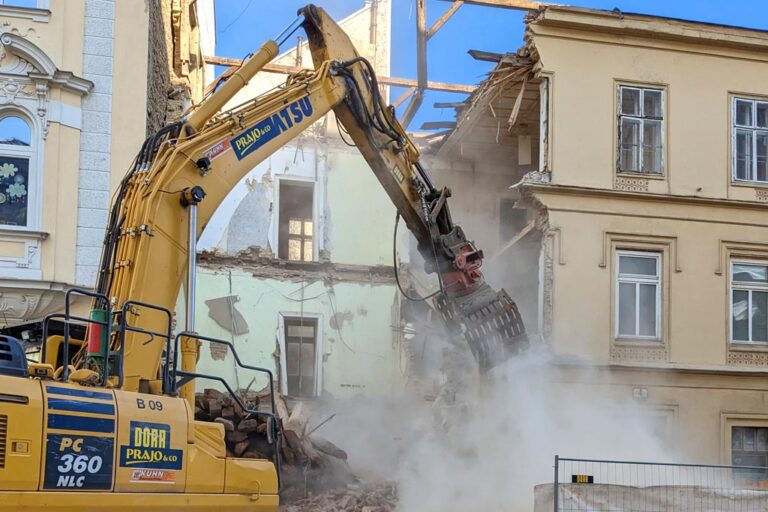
left=196, top=387, right=357, bottom=497
left=195, top=388, right=275, bottom=461
left=278, top=482, right=398, bottom=512
left=198, top=248, right=396, bottom=285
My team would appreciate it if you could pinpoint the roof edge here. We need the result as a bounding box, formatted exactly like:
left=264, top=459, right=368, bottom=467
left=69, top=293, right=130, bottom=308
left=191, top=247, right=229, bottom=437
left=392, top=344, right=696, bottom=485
left=532, top=6, right=768, bottom=53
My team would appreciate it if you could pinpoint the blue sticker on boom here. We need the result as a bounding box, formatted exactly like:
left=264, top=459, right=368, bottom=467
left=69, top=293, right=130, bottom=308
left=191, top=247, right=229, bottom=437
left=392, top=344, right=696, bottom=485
left=230, top=96, right=313, bottom=160
left=119, top=421, right=183, bottom=470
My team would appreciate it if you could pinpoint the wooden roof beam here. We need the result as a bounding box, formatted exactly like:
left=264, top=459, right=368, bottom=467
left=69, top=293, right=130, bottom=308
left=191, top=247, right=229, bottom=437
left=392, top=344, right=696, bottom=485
left=203, top=56, right=477, bottom=94
left=468, top=49, right=504, bottom=62
left=421, top=121, right=457, bottom=130
left=439, top=0, right=545, bottom=11
left=427, top=1, right=464, bottom=40
left=434, top=101, right=466, bottom=108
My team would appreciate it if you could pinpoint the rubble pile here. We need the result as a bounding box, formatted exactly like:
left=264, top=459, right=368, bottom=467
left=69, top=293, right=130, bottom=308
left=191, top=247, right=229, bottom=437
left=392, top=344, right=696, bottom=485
left=195, top=387, right=357, bottom=495
left=194, top=388, right=276, bottom=460
left=278, top=482, right=398, bottom=512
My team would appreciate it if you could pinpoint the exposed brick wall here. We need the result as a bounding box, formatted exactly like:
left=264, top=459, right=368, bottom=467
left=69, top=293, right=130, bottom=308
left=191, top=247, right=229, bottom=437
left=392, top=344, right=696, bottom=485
left=146, top=0, right=171, bottom=135
left=146, top=0, right=203, bottom=135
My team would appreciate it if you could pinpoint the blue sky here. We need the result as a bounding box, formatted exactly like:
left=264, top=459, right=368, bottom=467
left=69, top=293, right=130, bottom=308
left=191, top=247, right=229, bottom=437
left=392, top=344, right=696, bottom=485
left=213, top=0, right=768, bottom=131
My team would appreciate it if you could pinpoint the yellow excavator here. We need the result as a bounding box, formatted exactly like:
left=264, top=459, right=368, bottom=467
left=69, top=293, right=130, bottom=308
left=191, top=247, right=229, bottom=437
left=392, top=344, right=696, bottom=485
left=0, top=5, right=526, bottom=510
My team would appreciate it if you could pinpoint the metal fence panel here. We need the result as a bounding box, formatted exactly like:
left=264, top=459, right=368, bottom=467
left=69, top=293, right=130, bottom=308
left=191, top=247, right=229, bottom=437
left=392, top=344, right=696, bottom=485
left=547, top=456, right=768, bottom=512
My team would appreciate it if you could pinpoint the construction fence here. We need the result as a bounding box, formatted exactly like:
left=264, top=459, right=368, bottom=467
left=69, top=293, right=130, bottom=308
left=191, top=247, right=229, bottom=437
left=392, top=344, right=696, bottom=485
left=534, top=456, right=768, bottom=512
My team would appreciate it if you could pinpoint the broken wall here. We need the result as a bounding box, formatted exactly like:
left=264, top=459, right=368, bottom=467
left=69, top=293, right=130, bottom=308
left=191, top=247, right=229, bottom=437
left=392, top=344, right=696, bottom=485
left=189, top=267, right=406, bottom=399
left=191, top=1, right=404, bottom=399
left=421, top=57, right=546, bottom=336
left=146, top=0, right=213, bottom=134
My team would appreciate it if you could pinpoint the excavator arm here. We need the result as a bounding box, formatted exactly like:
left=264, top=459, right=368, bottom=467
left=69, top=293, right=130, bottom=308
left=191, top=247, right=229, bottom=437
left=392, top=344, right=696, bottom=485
left=95, top=5, right=526, bottom=396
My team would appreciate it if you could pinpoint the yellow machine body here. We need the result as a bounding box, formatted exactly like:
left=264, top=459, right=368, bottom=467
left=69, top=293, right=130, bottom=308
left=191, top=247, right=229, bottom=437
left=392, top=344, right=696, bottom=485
left=0, top=375, right=278, bottom=510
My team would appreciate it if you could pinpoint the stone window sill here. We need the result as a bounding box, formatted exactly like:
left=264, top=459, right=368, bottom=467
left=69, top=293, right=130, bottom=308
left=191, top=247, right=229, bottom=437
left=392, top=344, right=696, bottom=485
left=614, top=338, right=664, bottom=346
left=0, top=5, right=50, bottom=23
left=0, top=228, right=48, bottom=240
left=730, top=342, right=768, bottom=353
left=616, top=171, right=666, bottom=181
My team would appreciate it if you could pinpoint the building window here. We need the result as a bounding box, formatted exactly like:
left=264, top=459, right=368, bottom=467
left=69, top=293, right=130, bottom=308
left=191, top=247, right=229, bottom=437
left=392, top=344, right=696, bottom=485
left=617, top=85, right=664, bottom=174
left=278, top=180, right=314, bottom=262
left=731, top=261, right=768, bottom=343
left=284, top=316, right=318, bottom=398
left=733, top=97, right=768, bottom=183
left=732, top=427, right=768, bottom=480
left=0, top=0, right=38, bottom=7
left=0, top=114, right=32, bottom=227
left=616, top=251, right=661, bottom=339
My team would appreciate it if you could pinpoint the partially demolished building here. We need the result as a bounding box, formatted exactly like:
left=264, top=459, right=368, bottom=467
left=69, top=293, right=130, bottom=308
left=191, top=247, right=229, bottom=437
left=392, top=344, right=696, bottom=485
left=424, top=5, right=768, bottom=469
left=192, top=1, right=406, bottom=400
left=196, top=0, right=768, bottom=473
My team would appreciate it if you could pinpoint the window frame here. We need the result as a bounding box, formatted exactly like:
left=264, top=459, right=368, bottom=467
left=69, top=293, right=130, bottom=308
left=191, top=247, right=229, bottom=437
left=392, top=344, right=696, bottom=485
left=287, top=217, right=313, bottom=263
left=732, top=96, right=768, bottom=184
left=277, top=312, right=323, bottom=398
left=0, top=110, right=38, bottom=230
left=0, top=0, right=48, bottom=8
left=731, top=425, right=768, bottom=481
left=616, top=85, right=666, bottom=175
left=615, top=250, right=662, bottom=341
left=0, top=0, right=50, bottom=23
left=275, top=176, right=316, bottom=263
left=730, top=258, right=768, bottom=345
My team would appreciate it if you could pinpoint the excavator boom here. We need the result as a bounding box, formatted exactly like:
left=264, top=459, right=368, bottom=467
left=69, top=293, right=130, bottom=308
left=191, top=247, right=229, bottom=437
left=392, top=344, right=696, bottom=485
left=92, top=5, right=527, bottom=394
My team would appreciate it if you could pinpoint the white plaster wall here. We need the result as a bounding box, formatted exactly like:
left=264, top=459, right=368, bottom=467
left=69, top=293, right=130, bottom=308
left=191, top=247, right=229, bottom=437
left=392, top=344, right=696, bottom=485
left=187, top=267, right=404, bottom=398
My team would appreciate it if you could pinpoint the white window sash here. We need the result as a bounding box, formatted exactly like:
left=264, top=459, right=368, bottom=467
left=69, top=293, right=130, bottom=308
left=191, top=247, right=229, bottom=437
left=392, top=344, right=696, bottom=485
left=0, top=114, right=36, bottom=230
left=618, top=86, right=665, bottom=174
left=732, top=97, right=768, bottom=183
left=730, top=259, right=768, bottom=343
left=615, top=251, right=662, bottom=340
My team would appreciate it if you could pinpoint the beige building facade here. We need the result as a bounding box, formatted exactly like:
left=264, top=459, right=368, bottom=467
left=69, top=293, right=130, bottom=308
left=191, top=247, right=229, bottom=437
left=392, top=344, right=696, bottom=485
left=427, top=5, right=768, bottom=473
left=0, top=0, right=211, bottom=325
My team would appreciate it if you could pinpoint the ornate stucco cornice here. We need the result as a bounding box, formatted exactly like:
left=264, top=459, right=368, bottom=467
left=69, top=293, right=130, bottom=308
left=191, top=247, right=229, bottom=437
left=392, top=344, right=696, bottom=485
left=0, top=32, right=93, bottom=95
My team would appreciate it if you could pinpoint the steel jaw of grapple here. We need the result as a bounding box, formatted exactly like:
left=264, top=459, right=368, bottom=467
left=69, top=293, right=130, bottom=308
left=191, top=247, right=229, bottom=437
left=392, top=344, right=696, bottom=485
left=435, top=283, right=528, bottom=372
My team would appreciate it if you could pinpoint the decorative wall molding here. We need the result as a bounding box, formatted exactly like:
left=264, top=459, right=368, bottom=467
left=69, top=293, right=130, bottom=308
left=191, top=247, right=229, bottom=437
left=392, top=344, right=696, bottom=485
left=727, top=350, right=768, bottom=367
left=0, top=32, right=92, bottom=95
left=601, top=232, right=676, bottom=361
left=611, top=343, right=668, bottom=363
left=541, top=231, right=555, bottom=338
left=755, top=189, right=768, bottom=202
left=614, top=176, right=650, bottom=192
left=0, top=285, right=66, bottom=323
left=0, top=4, right=50, bottom=24
left=0, top=230, right=48, bottom=280
left=0, top=31, right=91, bottom=140
left=714, top=240, right=768, bottom=276
left=599, top=231, right=682, bottom=272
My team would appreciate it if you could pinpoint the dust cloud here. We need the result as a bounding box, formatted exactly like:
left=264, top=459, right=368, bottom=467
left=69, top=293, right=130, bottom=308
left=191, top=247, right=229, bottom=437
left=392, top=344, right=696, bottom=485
left=313, top=342, right=679, bottom=512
